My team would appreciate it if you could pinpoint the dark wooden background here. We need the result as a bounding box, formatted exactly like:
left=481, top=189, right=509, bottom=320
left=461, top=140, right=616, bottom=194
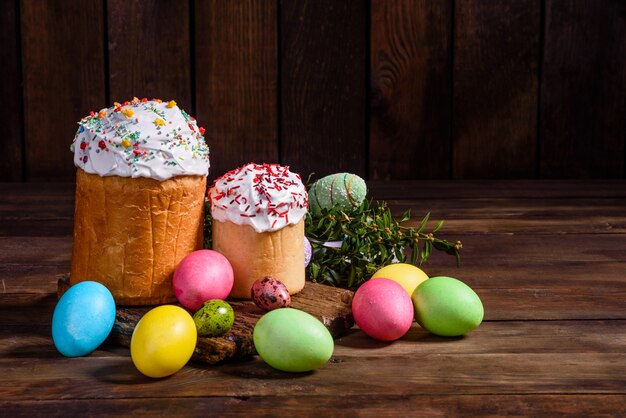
left=1, top=0, right=624, bottom=182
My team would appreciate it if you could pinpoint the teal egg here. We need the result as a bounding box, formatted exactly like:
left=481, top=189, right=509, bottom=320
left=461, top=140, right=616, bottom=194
left=253, top=308, right=334, bottom=372
left=52, top=281, right=116, bottom=357
left=411, top=276, right=484, bottom=337
left=308, top=173, right=367, bottom=216
left=193, top=300, right=234, bottom=337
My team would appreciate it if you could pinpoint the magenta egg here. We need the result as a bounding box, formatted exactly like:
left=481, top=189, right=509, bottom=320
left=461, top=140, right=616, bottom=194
left=352, top=278, right=414, bottom=341
left=173, top=249, right=234, bottom=310
left=251, top=276, right=291, bottom=311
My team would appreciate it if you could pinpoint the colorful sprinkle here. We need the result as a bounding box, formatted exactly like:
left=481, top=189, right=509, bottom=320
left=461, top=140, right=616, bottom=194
left=154, top=118, right=165, bottom=126
left=121, top=108, right=134, bottom=118
left=121, top=138, right=131, bottom=148
left=167, top=100, right=177, bottom=108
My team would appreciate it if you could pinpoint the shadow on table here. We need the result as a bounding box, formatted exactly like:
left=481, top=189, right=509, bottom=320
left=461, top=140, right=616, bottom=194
left=215, top=357, right=314, bottom=380
left=91, top=362, right=157, bottom=385
left=335, top=326, right=464, bottom=349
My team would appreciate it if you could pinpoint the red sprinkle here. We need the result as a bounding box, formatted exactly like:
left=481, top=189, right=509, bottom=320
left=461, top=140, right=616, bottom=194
left=98, top=140, right=106, bottom=149
left=80, top=142, right=87, bottom=150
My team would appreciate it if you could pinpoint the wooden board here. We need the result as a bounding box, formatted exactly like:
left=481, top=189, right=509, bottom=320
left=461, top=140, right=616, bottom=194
left=370, top=0, right=452, bottom=180
left=3, top=395, right=626, bottom=417
left=107, top=0, right=192, bottom=110
left=540, top=0, right=626, bottom=178
left=194, top=0, right=278, bottom=181
left=281, top=0, right=367, bottom=178
left=0, top=0, right=23, bottom=181
left=20, top=0, right=106, bottom=181
left=453, top=0, right=540, bottom=178
left=57, top=276, right=354, bottom=364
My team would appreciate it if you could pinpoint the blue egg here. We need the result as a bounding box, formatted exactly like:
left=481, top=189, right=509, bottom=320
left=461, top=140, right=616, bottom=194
left=52, top=281, right=116, bottom=357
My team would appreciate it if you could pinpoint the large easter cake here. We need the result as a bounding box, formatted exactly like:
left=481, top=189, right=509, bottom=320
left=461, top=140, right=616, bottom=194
left=69, top=98, right=210, bottom=305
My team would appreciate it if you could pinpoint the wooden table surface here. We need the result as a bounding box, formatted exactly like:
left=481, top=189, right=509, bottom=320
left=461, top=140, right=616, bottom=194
left=1, top=180, right=625, bottom=417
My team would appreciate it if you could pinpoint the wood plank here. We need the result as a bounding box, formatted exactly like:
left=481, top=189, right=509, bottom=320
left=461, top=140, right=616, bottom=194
left=195, top=0, right=278, bottom=180
left=281, top=0, right=367, bottom=178
left=20, top=0, right=106, bottom=181
left=368, top=179, right=626, bottom=199
left=1, top=179, right=626, bottom=200
left=453, top=0, right=540, bottom=178
left=369, top=0, right=452, bottom=180
left=0, top=353, right=624, bottom=399
left=0, top=0, right=23, bottom=181
left=2, top=232, right=626, bottom=320
left=4, top=320, right=625, bottom=358
left=5, top=195, right=626, bottom=236
left=540, top=0, right=626, bottom=178
left=56, top=277, right=354, bottom=365
left=3, top=395, right=626, bottom=417
left=107, top=0, right=192, bottom=110
left=390, top=197, right=626, bottom=234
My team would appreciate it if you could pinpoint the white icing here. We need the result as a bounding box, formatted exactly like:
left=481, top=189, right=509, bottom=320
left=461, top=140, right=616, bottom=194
left=70, top=98, right=210, bottom=180
left=209, top=163, right=308, bottom=233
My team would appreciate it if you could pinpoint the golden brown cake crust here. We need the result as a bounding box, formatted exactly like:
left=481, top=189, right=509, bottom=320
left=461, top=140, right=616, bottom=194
left=70, top=169, right=206, bottom=305
left=212, top=219, right=305, bottom=299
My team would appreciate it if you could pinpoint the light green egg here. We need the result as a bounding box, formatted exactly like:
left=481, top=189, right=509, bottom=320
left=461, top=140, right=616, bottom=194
left=411, top=276, right=484, bottom=337
left=308, top=173, right=367, bottom=216
left=253, top=308, right=334, bottom=372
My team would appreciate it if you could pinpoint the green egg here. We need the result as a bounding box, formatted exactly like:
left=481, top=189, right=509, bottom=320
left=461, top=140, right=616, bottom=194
left=193, top=300, right=234, bottom=337
left=253, top=308, right=334, bottom=372
left=411, top=276, right=484, bottom=337
left=308, top=173, right=367, bottom=216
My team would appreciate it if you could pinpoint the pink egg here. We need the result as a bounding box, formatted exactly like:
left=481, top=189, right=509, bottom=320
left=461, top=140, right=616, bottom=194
left=173, top=249, right=234, bottom=310
left=352, top=278, right=414, bottom=341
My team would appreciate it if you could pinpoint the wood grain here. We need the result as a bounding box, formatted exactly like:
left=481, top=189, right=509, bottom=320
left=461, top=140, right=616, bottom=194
left=3, top=395, right=626, bottom=417
left=281, top=0, right=367, bottom=178
left=370, top=0, right=452, bottom=180
left=0, top=353, right=624, bottom=399
left=195, top=0, right=278, bottom=180
left=56, top=277, right=354, bottom=365
left=107, top=0, right=192, bottom=110
left=453, top=0, right=540, bottom=178
left=1, top=181, right=626, bottom=414
left=20, top=0, right=106, bottom=181
left=0, top=0, right=23, bottom=181
left=5, top=320, right=626, bottom=358
left=540, top=0, right=626, bottom=178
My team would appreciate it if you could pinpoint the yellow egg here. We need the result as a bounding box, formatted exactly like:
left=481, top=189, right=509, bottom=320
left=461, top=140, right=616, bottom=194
left=130, top=305, right=197, bottom=378
left=371, top=263, right=429, bottom=296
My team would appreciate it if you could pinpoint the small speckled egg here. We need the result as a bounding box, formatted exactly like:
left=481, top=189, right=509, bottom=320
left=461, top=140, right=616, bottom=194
left=352, top=278, right=414, bottom=341
left=52, top=281, right=116, bottom=357
left=412, top=276, right=484, bottom=337
left=304, top=237, right=312, bottom=267
left=251, top=276, right=291, bottom=311
left=253, top=308, right=334, bottom=372
left=193, top=300, right=235, bottom=337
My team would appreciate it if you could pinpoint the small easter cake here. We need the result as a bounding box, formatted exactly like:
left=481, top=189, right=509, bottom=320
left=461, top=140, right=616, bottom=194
left=208, top=163, right=308, bottom=298
left=70, top=97, right=210, bottom=305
